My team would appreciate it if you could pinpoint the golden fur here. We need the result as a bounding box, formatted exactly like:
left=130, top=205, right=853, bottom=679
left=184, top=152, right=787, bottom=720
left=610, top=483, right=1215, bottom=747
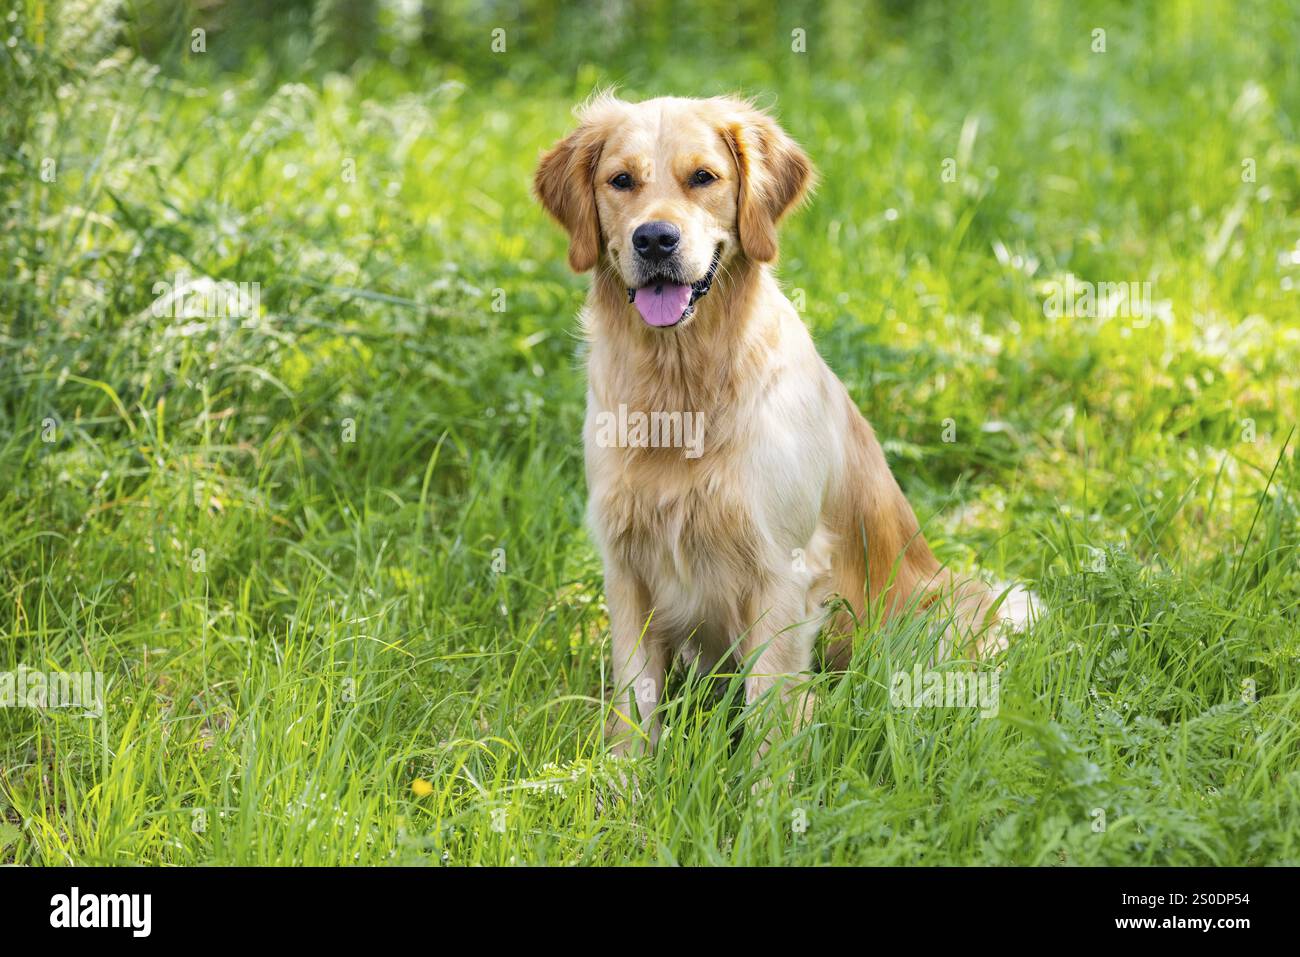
left=535, top=94, right=1029, bottom=754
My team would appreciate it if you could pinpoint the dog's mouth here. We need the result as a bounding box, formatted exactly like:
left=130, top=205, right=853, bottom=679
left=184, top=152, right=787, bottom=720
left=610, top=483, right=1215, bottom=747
left=627, top=245, right=722, bottom=328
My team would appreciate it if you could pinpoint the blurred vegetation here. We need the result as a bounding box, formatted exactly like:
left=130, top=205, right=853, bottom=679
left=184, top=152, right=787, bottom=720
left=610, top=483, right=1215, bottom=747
left=0, top=0, right=1297, bottom=865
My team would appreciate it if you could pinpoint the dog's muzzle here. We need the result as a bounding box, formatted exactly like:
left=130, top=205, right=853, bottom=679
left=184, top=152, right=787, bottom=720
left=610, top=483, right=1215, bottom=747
left=626, top=245, right=722, bottom=328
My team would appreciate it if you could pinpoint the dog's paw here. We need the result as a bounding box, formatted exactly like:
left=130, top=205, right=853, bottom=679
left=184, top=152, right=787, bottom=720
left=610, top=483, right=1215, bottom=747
left=996, top=582, right=1041, bottom=634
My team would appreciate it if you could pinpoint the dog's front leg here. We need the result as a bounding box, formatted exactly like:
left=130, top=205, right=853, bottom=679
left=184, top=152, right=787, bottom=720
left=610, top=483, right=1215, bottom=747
left=738, top=587, right=820, bottom=756
left=604, top=569, right=666, bottom=756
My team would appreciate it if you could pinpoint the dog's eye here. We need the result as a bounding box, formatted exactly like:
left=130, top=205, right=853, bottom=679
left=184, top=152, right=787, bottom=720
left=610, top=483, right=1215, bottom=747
left=690, top=169, right=716, bottom=186
left=609, top=172, right=634, bottom=190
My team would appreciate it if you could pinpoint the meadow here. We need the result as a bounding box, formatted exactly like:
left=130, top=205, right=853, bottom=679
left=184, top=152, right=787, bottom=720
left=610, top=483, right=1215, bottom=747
left=1, top=0, right=1298, bottom=865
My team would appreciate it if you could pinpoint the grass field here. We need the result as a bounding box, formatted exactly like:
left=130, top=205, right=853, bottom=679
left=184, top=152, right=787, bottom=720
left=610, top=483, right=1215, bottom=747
left=2, top=0, right=1299, bottom=865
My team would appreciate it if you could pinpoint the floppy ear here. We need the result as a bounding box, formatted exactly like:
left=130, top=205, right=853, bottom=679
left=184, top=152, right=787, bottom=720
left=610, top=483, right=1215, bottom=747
left=719, top=102, right=816, bottom=263
left=533, top=115, right=608, bottom=272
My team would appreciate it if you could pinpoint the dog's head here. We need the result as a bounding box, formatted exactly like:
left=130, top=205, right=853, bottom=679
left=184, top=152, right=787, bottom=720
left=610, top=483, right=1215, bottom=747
left=534, top=94, right=814, bottom=329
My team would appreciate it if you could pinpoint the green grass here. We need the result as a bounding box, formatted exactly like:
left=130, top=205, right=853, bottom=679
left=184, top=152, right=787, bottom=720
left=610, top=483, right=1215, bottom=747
left=2, top=0, right=1299, bottom=865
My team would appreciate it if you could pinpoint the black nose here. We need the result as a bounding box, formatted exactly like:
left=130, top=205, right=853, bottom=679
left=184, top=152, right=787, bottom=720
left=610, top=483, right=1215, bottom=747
left=632, top=221, right=681, bottom=262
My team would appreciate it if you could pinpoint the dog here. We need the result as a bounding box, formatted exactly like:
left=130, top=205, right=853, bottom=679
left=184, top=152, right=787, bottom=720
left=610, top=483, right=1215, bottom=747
left=534, top=94, right=1034, bottom=755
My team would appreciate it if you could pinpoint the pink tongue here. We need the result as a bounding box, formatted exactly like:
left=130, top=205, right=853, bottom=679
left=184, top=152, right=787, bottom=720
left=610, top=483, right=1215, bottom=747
left=633, top=283, right=693, bottom=327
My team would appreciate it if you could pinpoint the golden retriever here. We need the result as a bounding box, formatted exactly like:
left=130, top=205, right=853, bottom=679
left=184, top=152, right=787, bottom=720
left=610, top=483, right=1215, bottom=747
left=535, top=94, right=1033, bottom=755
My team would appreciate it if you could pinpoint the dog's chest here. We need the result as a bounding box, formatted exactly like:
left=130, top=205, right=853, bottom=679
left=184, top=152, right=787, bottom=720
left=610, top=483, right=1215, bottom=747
left=590, top=452, right=764, bottom=606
